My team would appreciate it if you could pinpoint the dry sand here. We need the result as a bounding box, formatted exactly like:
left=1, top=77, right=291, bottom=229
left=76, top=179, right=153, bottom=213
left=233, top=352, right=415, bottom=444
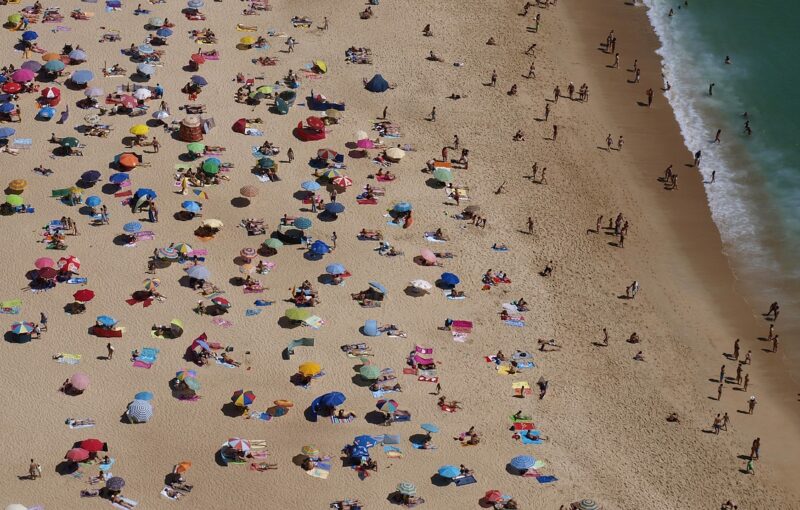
left=1, top=0, right=799, bottom=508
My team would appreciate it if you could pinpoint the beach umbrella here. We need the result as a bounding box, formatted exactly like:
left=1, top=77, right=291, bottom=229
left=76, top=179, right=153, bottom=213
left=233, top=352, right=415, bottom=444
left=313, top=60, right=327, bottom=74
left=285, top=308, right=312, bottom=321
left=68, top=49, right=87, bottom=61
left=8, top=13, right=22, bottom=24
left=11, top=69, right=35, bottom=83
left=301, top=445, right=319, bottom=457
left=325, top=108, right=340, bottom=119
left=240, top=247, right=257, bottom=259
left=65, top=447, right=90, bottom=462
left=309, top=240, right=331, bottom=255
left=40, top=87, right=60, bottom=100
left=240, top=36, right=256, bottom=46
left=397, top=482, right=417, bottom=496
left=70, top=372, right=90, bottom=391
left=37, top=267, right=58, bottom=280
left=5, top=195, right=23, bottom=207
left=11, top=322, right=34, bottom=334
left=321, top=168, right=341, bottom=180
left=306, top=116, right=325, bottom=131
left=317, top=148, right=339, bottom=160
left=175, top=461, right=192, bottom=474
left=356, top=138, right=374, bottom=150
left=202, top=159, right=219, bottom=175
left=421, top=423, right=440, bottom=434
left=57, top=256, right=80, bottom=272
left=34, top=257, right=54, bottom=270
left=123, top=222, right=142, bottom=233
left=433, top=168, right=453, bottom=182
left=355, top=130, right=369, bottom=141
left=133, top=88, right=152, bottom=100
left=509, top=455, right=536, bottom=471
left=129, top=124, right=149, bottom=136
left=294, top=217, right=312, bottom=230
left=420, top=249, right=437, bottom=264
left=138, top=44, right=155, bottom=55
left=410, top=279, right=433, bottom=291
left=263, top=238, right=283, bottom=249
left=73, top=289, right=95, bottom=303
left=84, top=87, right=103, bottom=98
left=174, top=243, right=193, bottom=255
left=96, top=315, right=117, bottom=327
left=298, top=361, right=322, bottom=377
left=332, top=175, right=353, bottom=188
left=393, top=202, right=412, bottom=213
left=188, top=0, right=205, bottom=8
left=170, top=318, right=183, bottom=332
left=36, top=106, right=56, bottom=119
left=21, top=30, right=38, bottom=41
left=191, top=53, right=206, bottom=64
left=105, top=476, right=125, bottom=491
left=60, top=137, right=79, bottom=148
left=440, top=272, right=460, bottom=286
left=187, top=142, right=205, bottom=155
left=212, top=297, right=233, bottom=309
left=0, top=103, right=14, bottom=114
left=319, top=391, right=346, bottom=408
left=386, top=147, right=405, bottom=160
left=239, top=263, right=255, bottom=275
left=324, top=202, right=345, bottom=215
left=256, top=85, right=273, bottom=95
left=484, top=490, right=504, bottom=503
left=377, top=399, right=398, bottom=413
left=191, top=75, right=208, bottom=86
left=136, top=63, right=155, bottom=76
left=176, top=369, right=197, bottom=381
left=153, top=110, right=170, bottom=121
left=257, top=157, right=274, bottom=169
left=438, top=465, right=460, bottom=479
left=120, top=95, right=137, bottom=109
left=326, top=263, right=346, bottom=275
left=2, top=83, right=22, bottom=94
left=143, top=278, right=160, bottom=291
left=353, top=435, right=377, bottom=448
left=186, top=265, right=210, bottom=280
left=81, top=170, right=101, bottom=182
left=156, top=27, right=173, bottom=38
left=118, top=153, right=139, bottom=169
left=71, top=70, right=94, bottom=85
left=109, top=173, right=129, bottom=185
left=8, top=178, right=26, bottom=190
left=183, top=377, right=201, bottom=391
left=301, top=181, right=321, bottom=193
left=575, top=500, right=600, bottom=510
left=79, top=438, right=105, bottom=452
left=127, top=400, right=153, bottom=423
left=368, top=281, right=387, bottom=294
left=0, top=127, right=15, bottom=139
left=134, top=391, right=153, bottom=401
left=43, top=60, right=65, bottom=73
left=359, top=364, right=380, bottom=380
left=201, top=218, right=224, bottom=229
left=181, top=201, right=202, bottom=213
left=231, top=389, right=255, bottom=407
left=227, top=438, right=250, bottom=452
left=22, top=60, right=42, bottom=72
left=85, top=196, right=101, bottom=207
left=148, top=16, right=164, bottom=27
left=240, top=185, right=258, bottom=198
left=464, top=205, right=480, bottom=214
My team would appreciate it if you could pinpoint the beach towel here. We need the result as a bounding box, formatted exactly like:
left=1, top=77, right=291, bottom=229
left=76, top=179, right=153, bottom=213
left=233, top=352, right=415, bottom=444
left=536, top=475, right=558, bottom=484
left=511, top=420, right=535, bottom=429
left=375, top=174, right=395, bottom=182
left=411, top=443, right=437, bottom=450
left=455, top=474, right=477, bottom=486
left=451, top=320, right=472, bottom=332
left=452, top=332, right=468, bottom=343
left=424, top=235, right=446, bottom=243
left=504, top=320, right=525, bottom=327
left=248, top=411, right=272, bottom=421
left=417, top=375, right=438, bottom=383
left=384, top=445, right=403, bottom=458
left=520, top=432, right=543, bottom=445
left=212, top=317, right=234, bottom=328
left=111, top=497, right=138, bottom=509
left=330, top=415, right=354, bottom=424
left=357, top=198, right=378, bottom=205
left=99, top=458, right=115, bottom=471
left=215, top=358, right=237, bottom=368
left=372, top=388, right=398, bottom=399
left=132, top=360, right=152, bottom=369
left=160, top=487, right=181, bottom=500
left=444, top=290, right=466, bottom=300
left=245, top=308, right=262, bottom=316
left=305, top=315, right=324, bottom=329
left=516, top=361, right=535, bottom=369
left=56, top=353, right=81, bottom=365
left=492, top=245, right=510, bottom=252
left=12, top=138, right=33, bottom=149
left=306, top=459, right=331, bottom=479
left=136, top=347, right=159, bottom=363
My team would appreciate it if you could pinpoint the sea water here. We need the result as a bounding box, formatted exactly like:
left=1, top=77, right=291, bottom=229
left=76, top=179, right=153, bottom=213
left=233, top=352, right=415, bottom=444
left=643, top=0, right=800, bottom=348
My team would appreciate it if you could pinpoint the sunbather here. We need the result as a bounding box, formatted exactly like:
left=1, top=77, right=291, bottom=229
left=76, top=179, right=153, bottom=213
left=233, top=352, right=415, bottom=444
left=111, top=495, right=135, bottom=509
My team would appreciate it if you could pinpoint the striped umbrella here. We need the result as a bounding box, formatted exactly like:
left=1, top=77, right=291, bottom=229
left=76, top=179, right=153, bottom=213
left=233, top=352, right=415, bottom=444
left=176, top=369, right=197, bottom=381
left=240, top=185, right=258, bottom=198
left=143, top=278, right=160, bottom=291
left=227, top=438, right=250, bottom=451
left=231, top=389, right=255, bottom=407
left=576, top=500, right=600, bottom=510
left=301, top=445, right=319, bottom=457
left=509, top=455, right=536, bottom=471
left=185, top=265, right=210, bottom=280
left=332, top=175, right=353, bottom=188
left=126, top=400, right=153, bottom=423
left=157, top=247, right=179, bottom=260
left=321, top=168, right=341, bottom=180
left=174, top=243, right=193, bottom=255
left=57, top=256, right=81, bottom=272
left=240, top=247, right=257, bottom=259
left=397, top=482, right=417, bottom=496
left=11, top=322, right=35, bottom=334
left=377, top=399, right=398, bottom=413
left=183, top=377, right=201, bottom=391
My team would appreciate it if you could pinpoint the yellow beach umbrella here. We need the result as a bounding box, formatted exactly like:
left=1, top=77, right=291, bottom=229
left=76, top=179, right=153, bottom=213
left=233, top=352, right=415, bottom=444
left=298, top=361, right=322, bottom=377
left=8, top=179, right=27, bottom=191
left=313, top=60, right=327, bottom=74
left=240, top=36, right=256, bottom=45
left=129, top=124, right=149, bottom=136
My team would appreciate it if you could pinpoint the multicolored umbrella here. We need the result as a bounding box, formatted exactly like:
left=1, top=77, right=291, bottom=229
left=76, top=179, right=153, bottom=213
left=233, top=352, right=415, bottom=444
left=174, top=243, right=193, bottom=254
left=227, top=438, right=250, bottom=451
left=183, top=377, right=201, bottom=391
left=332, top=175, right=353, bottom=188
left=10, top=322, right=35, bottom=334
left=143, top=278, right=160, bottom=291
left=185, top=265, right=210, bottom=280
left=231, top=389, right=255, bottom=407
left=301, top=445, right=319, bottom=457
left=176, top=369, right=197, bottom=381
left=377, top=399, right=398, bottom=413
left=57, top=256, right=81, bottom=272
left=240, top=247, right=257, bottom=259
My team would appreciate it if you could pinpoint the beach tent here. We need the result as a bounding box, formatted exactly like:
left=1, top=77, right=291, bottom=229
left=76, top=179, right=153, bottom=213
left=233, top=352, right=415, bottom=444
left=179, top=116, right=204, bottom=142
left=365, top=74, right=389, bottom=92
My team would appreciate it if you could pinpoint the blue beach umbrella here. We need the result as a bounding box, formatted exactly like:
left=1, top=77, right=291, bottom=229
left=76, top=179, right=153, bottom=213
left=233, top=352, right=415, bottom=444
left=71, top=70, right=94, bottom=85
left=138, top=44, right=155, bottom=55
left=188, top=0, right=204, bottom=9
left=438, top=465, right=460, bottom=479
left=309, top=240, right=330, bottom=255
left=0, top=127, right=15, bottom=138
left=134, top=391, right=153, bottom=401
left=185, top=265, right=211, bottom=280
left=123, top=221, right=142, bottom=233
left=368, top=281, right=387, bottom=294
left=509, top=455, right=536, bottom=471
left=22, top=31, right=38, bottom=41
left=96, top=315, right=117, bottom=327
left=393, top=202, right=412, bottom=213
left=190, top=75, right=208, bottom=86
left=293, top=217, right=312, bottom=230
left=324, top=202, right=345, bottom=214
left=137, top=63, right=155, bottom=76
left=301, top=181, right=320, bottom=192
left=319, top=391, right=346, bottom=408
left=0, top=103, right=15, bottom=114
left=421, top=423, right=439, bottom=434
left=440, top=272, right=460, bottom=286
left=325, top=263, right=345, bottom=275
left=109, top=173, right=130, bottom=185
left=68, top=49, right=87, bottom=61
left=181, top=201, right=202, bottom=213
left=43, top=60, right=65, bottom=72
left=134, top=188, right=157, bottom=199
left=363, top=320, right=379, bottom=337
left=37, top=107, right=56, bottom=119
left=21, top=61, right=41, bottom=72
left=85, top=196, right=101, bottom=207
left=156, top=28, right=173, bottom=38
left=126, top=400, right=153, bottom=423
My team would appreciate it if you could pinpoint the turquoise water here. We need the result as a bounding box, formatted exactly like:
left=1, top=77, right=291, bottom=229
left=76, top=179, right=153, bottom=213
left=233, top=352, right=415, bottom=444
left=644, top=0, right=800, bottom=288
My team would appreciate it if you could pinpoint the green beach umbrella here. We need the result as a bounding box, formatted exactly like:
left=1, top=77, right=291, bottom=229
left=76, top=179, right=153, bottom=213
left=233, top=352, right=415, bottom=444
left=433, top=168, right=453, bottom=182
left=263, top=238, right=283, bottom=249
left=285, top=308, right=312, bottom=321
left=5, top=195, right=23, bottom=207
left=8, top=14, right=22, bottom=24
left=60, top=137, right=79, bottom=148
left=359, top=365, right=380, bottom=380
left=187, top=142, right=205, bottom=154
left=202, top=160, right=219, bottom=174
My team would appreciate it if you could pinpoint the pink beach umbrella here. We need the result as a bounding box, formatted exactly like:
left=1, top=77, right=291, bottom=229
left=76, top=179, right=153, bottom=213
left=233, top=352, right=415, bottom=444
left=11, top=69, right=35, bottom=83
left=34, top=257, right=55, bottom=269
left=420, top=248, right=437, bottom=264
left=356, top=138, right=374, bottom=150
left=65, top=447, right=90, bottom=462
left=240, top=247, right=257, bottom=260
left=70, top=372, right=90, bottom=391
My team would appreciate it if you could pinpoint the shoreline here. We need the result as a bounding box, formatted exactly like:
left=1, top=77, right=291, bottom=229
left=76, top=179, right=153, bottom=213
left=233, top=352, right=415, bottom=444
left=560, top=0, right=800, bottom=504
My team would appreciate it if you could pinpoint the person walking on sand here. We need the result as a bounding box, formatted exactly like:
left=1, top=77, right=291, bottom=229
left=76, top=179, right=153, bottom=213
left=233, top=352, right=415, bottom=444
left=733, top=338, right=740, bottom=360
left=735, top=363, right=742, bottom=385
left=527, top=62, right=536, bottom=78
left=601, top=327, right=609, bottom=346
left=750, top=437, right=760, bottom=460
left=613, top=52, right=620, bottom=68
left=742, top=373, right=750, bottom=392
left=712, top=413, right=722, bottom=434
left=553, top=85, right=560, bottom=102
left=606, top=134, right=613, bottom=150
left=747, top=396, right=757, bottom=414
left=527, top=216, right=534, bottom=234
left=744, top=350, right=751, bottom=365
left=29, top=459, right=41, bottom=480
left=765, top=301, right=779, bottom=320
left=287, top=147, right=294, bottom=163
left=719, top=364, right=726, bottom=383
left=544, top=102, right=550, bottom=121
left=772, top=334, right=779, bottom=353
left=722, top=412, right=730, bottom=431
left=717, top=382, right=723, bottom=401
left=106, top=342, right=114, bottom=360
left=382, top=106, right=388, bottom=119
left=714, top=129, right=722, bottom=143
left=745, top=458, right=755, bottom=475
left=429, top=106, right=436, bottom=122
left=40, top=312, right=48, bottom=332
left=490, top=70, right=497, bottom=87
left=453, top=134, right=460, bottom=149
left=618, top=135, right=624, bottom=151
left=647, top=88, right=654, bottom=107
left=434, top=382, right=441, bottom=395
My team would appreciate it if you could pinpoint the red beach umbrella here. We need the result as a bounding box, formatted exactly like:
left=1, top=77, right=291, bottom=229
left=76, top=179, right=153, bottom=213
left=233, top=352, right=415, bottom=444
left=79, top=438, right=105, bottom=452
left=2, top=82, right=22, bottom=94
left=34, top=257, right=55, bottom=269
left=306, top=116, right=325, bottom=131
left=37, top=267, right=59, bottom=280
left=120, top=95, right=137, bottom=109
left=73, top=289, right=95, bottom=303
left=65, top=448, right=90, bottom=462
left=332, top=175, right=353, bottom=188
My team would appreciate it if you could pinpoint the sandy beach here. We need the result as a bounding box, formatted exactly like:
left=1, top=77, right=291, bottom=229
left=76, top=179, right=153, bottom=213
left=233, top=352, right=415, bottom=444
left=1, top=0, right=798, bottom=509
